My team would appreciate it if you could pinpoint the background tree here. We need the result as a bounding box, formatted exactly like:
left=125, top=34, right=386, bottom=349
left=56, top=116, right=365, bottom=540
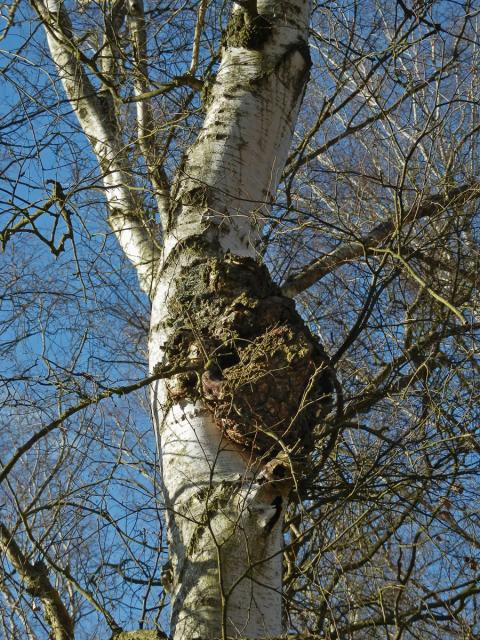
left=1, top=1, right=480, bottom=639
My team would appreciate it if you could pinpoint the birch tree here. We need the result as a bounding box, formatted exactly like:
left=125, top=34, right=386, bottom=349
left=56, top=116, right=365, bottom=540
left=1, top=1, right=480, bottom=639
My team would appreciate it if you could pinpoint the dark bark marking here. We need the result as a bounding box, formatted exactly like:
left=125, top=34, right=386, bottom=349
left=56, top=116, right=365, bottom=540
left=265, top=495, right=283, bottom=533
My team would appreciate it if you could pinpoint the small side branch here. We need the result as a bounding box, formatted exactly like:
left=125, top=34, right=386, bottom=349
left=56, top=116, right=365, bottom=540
left=189, top=0, right=207, bottom=74
left=0, top=365, right=180, bottom=485
left=128, top=0, right=171, bottom=226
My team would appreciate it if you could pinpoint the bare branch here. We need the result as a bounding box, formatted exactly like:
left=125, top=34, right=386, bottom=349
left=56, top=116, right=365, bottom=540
left=0, top=366, right=180, bottom=485
left=128, top=0, right=170, bottom=226
left=0, top=523, right=74, bottom=640
left=281, top=181, right=480, bottom=297
left=189, top=0, right=207, bottom=75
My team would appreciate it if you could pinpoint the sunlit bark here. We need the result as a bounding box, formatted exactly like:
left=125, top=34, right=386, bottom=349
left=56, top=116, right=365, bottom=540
left=148, top=2, right=313, bottom=637
left=40, top=0, right=314, bottom=637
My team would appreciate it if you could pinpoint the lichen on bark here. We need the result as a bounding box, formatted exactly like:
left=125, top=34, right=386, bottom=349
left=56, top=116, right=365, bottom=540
left=183, top=480, right=242, bottom=556
left=162, top=254, right=334, bottom=460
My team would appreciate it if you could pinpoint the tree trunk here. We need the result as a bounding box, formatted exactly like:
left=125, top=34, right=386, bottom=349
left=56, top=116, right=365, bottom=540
left=37, top=0, right=321, bottom=637
left=149, top=2, right=315, bottom=638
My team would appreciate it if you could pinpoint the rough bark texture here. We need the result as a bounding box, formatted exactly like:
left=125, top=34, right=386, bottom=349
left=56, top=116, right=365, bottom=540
left=150, top=247, right=295, bottom=640
left=160, top=254, right=333, bottom=456
left=0, top=524, right=74, bottom=640
left=163, top=1, right=312, bottom=261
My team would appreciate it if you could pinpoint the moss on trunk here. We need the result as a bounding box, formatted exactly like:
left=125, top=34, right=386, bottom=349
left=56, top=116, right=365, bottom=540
left=224, top=9, right=272, bottom=50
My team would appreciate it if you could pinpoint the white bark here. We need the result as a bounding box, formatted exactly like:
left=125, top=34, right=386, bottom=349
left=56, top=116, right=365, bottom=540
left=149, top=2, right=312, bottom=638
left=128, top=0, right=171, bottom=225
left=163, top=0, right=311, bottom=260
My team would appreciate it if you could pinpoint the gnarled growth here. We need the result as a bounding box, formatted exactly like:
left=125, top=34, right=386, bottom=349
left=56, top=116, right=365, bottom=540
left=163, top=254, right=334, bottom=460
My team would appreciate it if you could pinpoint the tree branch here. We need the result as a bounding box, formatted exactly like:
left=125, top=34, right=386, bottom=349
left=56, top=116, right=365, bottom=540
left=112, top=631, right=168, bottom=640
left=0, top=523, right=74, bottom=640
left=189, top=0, right=207, bottom=75
left=284, top=36, right=456, bottom=179
left=32, top=0, right=160, bottom=295
left=128, top=0, right=170, bottom=226
left=0, top=365, right=182, bottom=485
left=281, top=181, right=480, bottom=297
